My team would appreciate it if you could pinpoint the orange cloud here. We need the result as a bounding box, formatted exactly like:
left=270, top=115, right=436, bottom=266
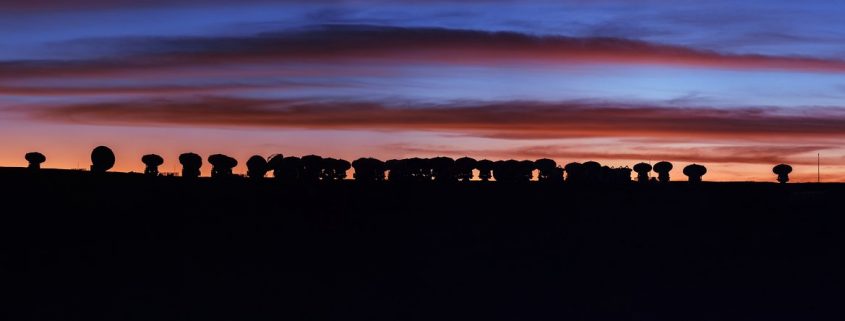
left=390, top=143, right=832, bottom=166
left=21, top=97, right=845, bottom=140
left=384, top=142, right=845, bottom=182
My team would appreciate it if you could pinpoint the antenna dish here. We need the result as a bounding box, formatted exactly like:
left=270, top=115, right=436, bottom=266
left=25, top=152, right=46, bottom=170
left=683, top=164, right=707, bottom=182
left=773, top=164, right=793, bottom=184
left=90, top=146, right=115, bottom=173
left=141, top=154, right=164, bottom=176
left=633, top=162, right=652, bottom=183
left=179, top=153, right=202, bottom=178
left=653, top=161, right=673, bottom=183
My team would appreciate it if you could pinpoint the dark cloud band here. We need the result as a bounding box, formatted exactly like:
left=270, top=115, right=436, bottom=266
left=21, top=96, right=845, bottom=140
left=5, top=25, right=845, bottom=81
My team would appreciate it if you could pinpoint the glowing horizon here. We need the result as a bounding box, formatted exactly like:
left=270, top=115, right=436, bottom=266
left=2, top=1, right=845, bottom=182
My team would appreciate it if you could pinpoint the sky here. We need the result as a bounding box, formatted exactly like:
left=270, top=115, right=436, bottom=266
left=2, top=0, right=845, bottom=181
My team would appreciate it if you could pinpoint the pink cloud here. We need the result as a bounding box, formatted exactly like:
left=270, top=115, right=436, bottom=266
left=19, top=96, right=845, bottom=141
left=6, top=26, right=845, bottom=81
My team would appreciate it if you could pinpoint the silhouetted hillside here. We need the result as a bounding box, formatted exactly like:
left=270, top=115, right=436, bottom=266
left=6, top=167, right=845, bottom=320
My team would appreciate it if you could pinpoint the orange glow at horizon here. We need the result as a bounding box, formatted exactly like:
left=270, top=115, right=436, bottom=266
left=4, top=24, right=845, bottom=182
left=2, top=133, right=842, bottom=183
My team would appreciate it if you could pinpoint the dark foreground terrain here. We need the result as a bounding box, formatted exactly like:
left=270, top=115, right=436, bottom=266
left=4, top=167, right=845, bottom=320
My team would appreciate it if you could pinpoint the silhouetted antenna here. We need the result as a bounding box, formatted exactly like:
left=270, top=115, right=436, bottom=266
left=818, top=153, right=821, bottom=183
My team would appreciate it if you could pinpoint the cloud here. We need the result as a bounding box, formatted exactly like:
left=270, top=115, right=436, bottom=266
left=0, top=0, right=308, bottom=11
left=6, top=25, right=845, bottom=81
left=0, top=81, right=327, bottom=96
left=0, top=1, right=672, bottom=11
left=509, top=145, right=832, bottom=165
left=0, top=84, right=250, bottom=96
left=387, top=143, right=833, bottom=165
left=18, top=96, right=845, bottom=140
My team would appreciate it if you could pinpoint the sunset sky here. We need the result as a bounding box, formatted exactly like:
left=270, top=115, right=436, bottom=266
left=2, top=0, right=845, bottom=181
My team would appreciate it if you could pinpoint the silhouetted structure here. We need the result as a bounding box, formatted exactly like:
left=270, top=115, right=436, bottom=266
left=301, top=155, right=324, bottom=182
left=653, top=161, right=673, bottom=183
left=773, top=164, right=793, bottom=184
left=493, top=160, right=534, bottom=183
left=431, top=157, right=457, bottom=182
left=476, top=159, right=494, bottom=182
left=179, top=153, right=202, bottom=178
left=535, top=158, right=563, bottom=182
left=90, top=146, right=115, bottom=173
left=352, top=158, right=385, bottom=182
left=582, top=161, right=602, bottom=183
left=385, top=159, right=404, bottom=181
left=141, top=154, right=164, bottom=176
left=25, top=152, right=46, bottom=170
left=384, top=158, right=434, bottom=182
left=633, top=162, right=652, bottom=183
left=454, top=157, right=477, bottom=182
left=521, top=160, right=536, bottom=180
left=564, top=162, right=584, bottom=183
left=267, top=154, right=285, bottom=179
left=407, top=158, right=433, bottom=182
left=683, top=164, right=707, bottom=182
left=246, top=155, right=269, bottom=179
left=11, top=147, right=742, bottom=186
left=277, top=157, right=303, bottom=182
left=321, top=158, right=351, bottom=181
left=602, top=166, right=632, bottom=184
left=8, top=155, right=845, bottom=321
left=208, top=154, right=238, bottom=178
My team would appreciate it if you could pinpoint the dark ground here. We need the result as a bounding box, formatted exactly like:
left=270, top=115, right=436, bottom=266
left=3, top=167, right=845, bottom=320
